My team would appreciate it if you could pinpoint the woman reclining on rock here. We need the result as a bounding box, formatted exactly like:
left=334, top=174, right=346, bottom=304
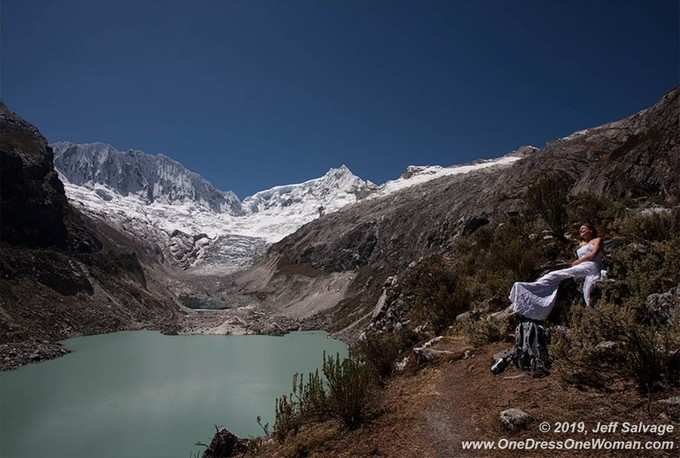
left=509, top=223, right=604, bottom=321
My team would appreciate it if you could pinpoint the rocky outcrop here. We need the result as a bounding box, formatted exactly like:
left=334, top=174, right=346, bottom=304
left=0, top=103, right=69, bottom=248
left=0, top=106, right=179, bottom=369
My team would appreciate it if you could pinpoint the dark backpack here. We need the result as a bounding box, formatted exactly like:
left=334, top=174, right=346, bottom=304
left=512, top=319, right=550, bottom=376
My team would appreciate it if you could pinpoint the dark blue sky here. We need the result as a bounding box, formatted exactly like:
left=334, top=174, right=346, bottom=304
left=2, top=1, right=678, bottom=197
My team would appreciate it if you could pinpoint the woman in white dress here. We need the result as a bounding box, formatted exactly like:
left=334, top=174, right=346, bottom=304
left=509, top=223, right=604, bottom=321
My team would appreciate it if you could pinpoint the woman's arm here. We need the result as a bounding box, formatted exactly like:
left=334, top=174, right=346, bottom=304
left=572, top=237, right=602, bottom=266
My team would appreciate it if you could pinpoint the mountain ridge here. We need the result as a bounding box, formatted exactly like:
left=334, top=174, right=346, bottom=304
left=52, top=142, right=243, bottom=214
left=230, top=86, right=680, bottom=339
left=53, top=141, right=523, bottom=272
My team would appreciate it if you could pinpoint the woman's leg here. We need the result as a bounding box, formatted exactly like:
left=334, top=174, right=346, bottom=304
left=509, top=263, right=599, bottom=320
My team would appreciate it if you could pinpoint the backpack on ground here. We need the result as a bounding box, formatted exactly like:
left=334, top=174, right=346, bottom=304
left=512, top=318, right=550, bottom=376
left=490, top=318, right=550, bottom=377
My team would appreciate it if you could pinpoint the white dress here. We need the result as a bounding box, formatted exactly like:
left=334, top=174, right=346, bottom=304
left=509, top=242, right=604, bottom=321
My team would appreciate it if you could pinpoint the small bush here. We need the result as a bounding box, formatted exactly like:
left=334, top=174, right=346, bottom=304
left=567, top=192, right=625, bottom=235
left=454, top=218, right=544, bottom=302
left=487, top=220, right=543, bottom=282
left=552, top=302, right=680, bottom=393
left=618, top=208, right=680, bottom=242
left=458, top=317, right=505, bottom=346
left=526, top=173, right=572, bottom=237
left=354, top=331, right=404, bottom=385
left=273, top=392, right=299, bottom=442
left=403, top=256, right=471, bottom=334
left=273, top=352, right=374, bottom=442
left=606, top=236, right=680, bottom=302
left=323, top=352, right=374, bottom=430
left=273, top=370, right=329, bottom=442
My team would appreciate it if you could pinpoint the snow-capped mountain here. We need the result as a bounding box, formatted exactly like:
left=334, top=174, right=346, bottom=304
left=52, top=142, right=525, bottom=273
left=53, top=143, right=378, bottom=273
left=52, top=142, right=242, bottom=214
left=243, top=165, right=375, bottom=214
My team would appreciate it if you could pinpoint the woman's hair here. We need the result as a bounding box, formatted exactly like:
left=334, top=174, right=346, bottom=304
left=581, top=222, right=598, bottom=239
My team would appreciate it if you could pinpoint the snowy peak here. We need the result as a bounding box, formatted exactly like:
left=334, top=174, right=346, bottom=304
left=52, top=142, right=242, bottom=214
left=241, top=164, right=376, bottom=215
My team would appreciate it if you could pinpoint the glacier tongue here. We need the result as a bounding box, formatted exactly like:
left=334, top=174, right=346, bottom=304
left=53, top=142, right=528, bottom=273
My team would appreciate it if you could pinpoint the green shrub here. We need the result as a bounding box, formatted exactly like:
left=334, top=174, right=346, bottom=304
left=526, top=173, right=571, bottom=237
left=441, top=217, right=547, bottom=317
left=273, top=370, right=328, bottom=442
left=323, top=352, right=374, bottom=430
left=606, top=236, right=680, bottom=302
left=273, top=392, right=299, bottom=442
left=567, top=192, right=625, bottom=235
left=457, top=219, right=544, bottom=301
left=618, top=208, right=680, bottom=242
left=458, top=316, right=505, bottom=346
left=354, top=331, right=404, bottom=385
left=552, top=302, right=680, bottom=393
left=273, top=352, right=374, bottom=441
left=487, top=220, right=543, bottom=282
left=403, top=255, right=471, bottom=334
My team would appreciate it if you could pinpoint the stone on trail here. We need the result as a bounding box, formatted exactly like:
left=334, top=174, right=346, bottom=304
left=657, top=396, right=680, bottom=421
left=499, top=408, right=533, bottom=432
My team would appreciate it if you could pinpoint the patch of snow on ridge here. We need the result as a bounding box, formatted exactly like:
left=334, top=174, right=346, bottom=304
left=371, top=153, right=527, bottom=198
left=559, top=128, right=594, bottom=142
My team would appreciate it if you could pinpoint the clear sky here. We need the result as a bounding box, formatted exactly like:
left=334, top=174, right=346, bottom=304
left=2, top=0, right=678, bottom=197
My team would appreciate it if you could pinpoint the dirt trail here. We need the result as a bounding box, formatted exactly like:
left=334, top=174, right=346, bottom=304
left=423, top=342, right=679, bottom=457
left=257, top=340, right=679, bottom=457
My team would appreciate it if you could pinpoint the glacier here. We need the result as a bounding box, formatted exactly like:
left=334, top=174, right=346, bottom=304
left=53, top=142, right=527, bottom=273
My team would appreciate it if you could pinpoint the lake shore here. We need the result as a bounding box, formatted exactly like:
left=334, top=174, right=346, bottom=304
left=0, top=304, right=331, bottom=371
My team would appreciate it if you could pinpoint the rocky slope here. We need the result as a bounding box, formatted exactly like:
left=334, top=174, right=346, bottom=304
left=0, top=106, right=180, bottom=369
left=233, top=87, right=680, bottom=338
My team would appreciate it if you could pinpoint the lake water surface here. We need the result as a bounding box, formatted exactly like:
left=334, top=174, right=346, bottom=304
left=0, top=330, right=347, bottom=458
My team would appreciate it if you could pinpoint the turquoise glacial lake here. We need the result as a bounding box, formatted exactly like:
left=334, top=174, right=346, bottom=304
left=0, top=330, right=347, bottom=458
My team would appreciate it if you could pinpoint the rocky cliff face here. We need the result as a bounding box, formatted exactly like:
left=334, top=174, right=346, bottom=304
left=53, top=142, right=243, bottom=214
left=0, top=108, right=179, bottom=368
left=0, top=103, right=70, bottom=248
left=238, top=87, right=680, bottom=336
